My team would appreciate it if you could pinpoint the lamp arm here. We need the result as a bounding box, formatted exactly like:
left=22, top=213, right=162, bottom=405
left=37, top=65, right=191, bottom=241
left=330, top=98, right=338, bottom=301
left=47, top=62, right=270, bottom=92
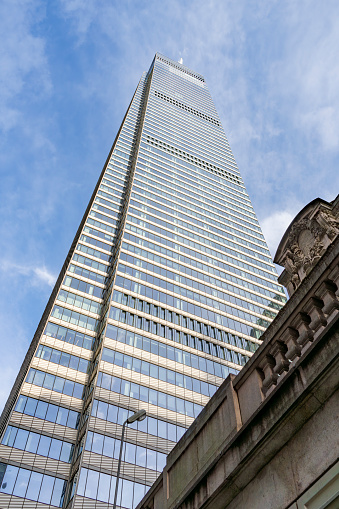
left=113, top=419, right=128, bottom=509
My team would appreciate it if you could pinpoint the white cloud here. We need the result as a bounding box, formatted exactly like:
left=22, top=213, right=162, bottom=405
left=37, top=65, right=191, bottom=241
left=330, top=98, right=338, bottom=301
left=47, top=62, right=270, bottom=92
left=0, top=259, right=56, bottom=413
left=261, top=210, right=296, bottom=258
left=0, top=260, right=56, bottom=288
left=0, top=0, right=50, bottom=132
left=268, top=2, right=339, bottom=154
left=300, top=106, right=339, bottom=151
left=58, top=0, right=97, bottom=41
left=33, top=267, right=57, bottom=287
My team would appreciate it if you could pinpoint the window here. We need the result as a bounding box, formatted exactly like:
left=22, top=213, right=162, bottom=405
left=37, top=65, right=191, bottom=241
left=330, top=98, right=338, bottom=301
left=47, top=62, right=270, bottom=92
left=0, top=462, right=66, bottom=507
left=1, top=426, right=74, bottom=463
left=26, top=369, right=84, bottom=399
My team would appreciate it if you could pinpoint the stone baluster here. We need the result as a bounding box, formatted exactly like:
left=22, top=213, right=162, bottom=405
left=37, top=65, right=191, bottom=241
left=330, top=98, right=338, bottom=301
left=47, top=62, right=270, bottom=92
left=280, top=327, right=301, bottom=362
left=271, top=341, right=290, bottom=378
left=328, top=265, right=339, bottom=298
left=259, top=355, right=277, bottom=395
left=291, top=312, right=314, bottom=349
left=303, top=297, right=327, bottom=334
left=316, top=280, right=339, bottom=318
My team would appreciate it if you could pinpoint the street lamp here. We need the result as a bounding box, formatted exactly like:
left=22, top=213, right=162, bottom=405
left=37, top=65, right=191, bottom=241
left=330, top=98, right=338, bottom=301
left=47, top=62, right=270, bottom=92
left=113, top=409, right=147, bottom=509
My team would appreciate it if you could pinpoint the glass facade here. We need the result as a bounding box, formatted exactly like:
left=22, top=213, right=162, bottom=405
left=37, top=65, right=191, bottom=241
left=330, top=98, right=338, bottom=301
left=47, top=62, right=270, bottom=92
left=0, top=53, right=286, bottom=509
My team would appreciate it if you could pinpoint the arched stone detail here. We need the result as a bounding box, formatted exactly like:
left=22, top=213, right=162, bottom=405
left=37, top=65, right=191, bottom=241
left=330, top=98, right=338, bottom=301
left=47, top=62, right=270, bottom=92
left=274, top=195, right=339, bottom=296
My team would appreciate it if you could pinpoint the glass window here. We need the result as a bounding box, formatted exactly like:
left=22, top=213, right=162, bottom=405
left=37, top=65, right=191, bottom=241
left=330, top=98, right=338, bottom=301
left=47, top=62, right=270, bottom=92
left=106, top=403, right=117, bottom=423
left=37, top=435, right=51, bottom=457
left=151, top=339, right=158, bottom=355
left=50, top=349, right=62, bottom=364
left=15, top=395, right=27, bottom=413
left=69, top=355, right=79, bottom=371
left=44, top=373, right=55, bottom=390
left=121, top=478, right=134, bottom=508
left=158, top=420, right=167, bottom=439
left=78, top=358, right=89, bottom=373
left=97, top=472, right=111, bottom=502
left=76, top=468, right=87, bottom=496
left=40, top=346, right=52, bottom=361
left=177, top=426, right=186, bottom=440
left=26, top=471, right=43, bottom=501
left=0, top=464, right=19, bottom=494
left=91, top=433, right=104, bottom=455
left=51, top=477, right=66, bottom=507
left=103, top=436, right=115, bottom=458
left=56, top=406, right=68, bottom=426
left=147, top=449, right=157, bottom=471
left=12, top=467, right=30, bottom=498
left=45, top=322, right=58, bottom=338
left=53, top=376, right=64, bottom=393
left=133, top=482, right=146, bottom=509
left=124, top=442, right=136, bottom=465
left=91, top=398, right=99, bottom=418
left=46, top=404, right=59, bottom=423
left=84, top=469, right=99, bottom=499
left=135, top=445, right=147, bottom=468
left=63, top=379, right=74, bottom=397
left=14, top=428, right=29, bottom=450
left=135, top=334, right=143, bottom=349
left=101, top=373, right=112, bottom=390
left=66, top=328, right=76, bottom=344
left=157, top=451, right=167, bottom=471
left=148, top=388, right=158, bottom=406
left=34, top=370, right=46, bottom=386
left=119, top=407, right=129, bottom=424
left=147, top=417, right=158, bottom=437
left=60, top=442, right=72, bottom=463
left=157, top=392, right=166, bottom=409
left=38, top=474, right=54, bottom=504
left=85, top=431, right=93, bottom=451
left=73, top=382, right=84, bottom=399
left=82, top=335, right=93, bottom=350
left=26, top=432, right=40, bottom=454
left=192, top=378, right=201, bottom=394
left=108, top=475, right=117, bottom=504
left=132, top=357, right=141, bottom=372
left=168, top=422, right=177, bottom=442
left=150, top=364, right=159, bottom=379
left=35, top=400, right=48, bottom=420
left=67, top=410, right=79, bottom=428
left=2, top=426, right=17, bottom=447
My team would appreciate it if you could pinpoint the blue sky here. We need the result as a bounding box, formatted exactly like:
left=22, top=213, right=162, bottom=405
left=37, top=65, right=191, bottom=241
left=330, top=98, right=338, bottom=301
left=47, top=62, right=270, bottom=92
left=1, top=0, right=339, bottom=413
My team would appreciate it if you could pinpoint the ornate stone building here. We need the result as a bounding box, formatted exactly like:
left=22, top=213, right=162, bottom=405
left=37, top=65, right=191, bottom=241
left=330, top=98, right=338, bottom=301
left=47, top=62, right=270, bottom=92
left=275, top=195, right=339, bottom=296
left=136, top=194, right=339, bottom=509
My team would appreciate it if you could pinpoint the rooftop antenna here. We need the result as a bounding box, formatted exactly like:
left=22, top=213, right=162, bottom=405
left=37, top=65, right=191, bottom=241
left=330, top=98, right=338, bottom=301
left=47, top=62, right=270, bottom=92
left=178, top=57, right=183, bottom=65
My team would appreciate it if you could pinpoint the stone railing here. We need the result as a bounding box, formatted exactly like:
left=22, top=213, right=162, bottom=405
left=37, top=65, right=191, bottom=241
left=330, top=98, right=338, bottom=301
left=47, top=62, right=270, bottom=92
left=234, top=238, right=339, bottom=420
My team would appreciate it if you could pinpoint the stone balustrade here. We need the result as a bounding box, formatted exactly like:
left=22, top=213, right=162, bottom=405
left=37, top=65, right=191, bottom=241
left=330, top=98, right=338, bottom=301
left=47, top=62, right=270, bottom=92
left=235, top=247, right=339, bottom=410
left=261, top=271, right=338, bottom=397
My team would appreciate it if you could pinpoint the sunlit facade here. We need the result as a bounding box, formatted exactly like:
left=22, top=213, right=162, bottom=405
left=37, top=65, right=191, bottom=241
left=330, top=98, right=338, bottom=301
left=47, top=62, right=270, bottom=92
left=0, top=53, right=286, bottom=509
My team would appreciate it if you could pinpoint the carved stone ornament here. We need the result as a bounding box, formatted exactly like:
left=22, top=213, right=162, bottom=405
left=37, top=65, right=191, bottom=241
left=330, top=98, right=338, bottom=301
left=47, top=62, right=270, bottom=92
left=274, top=195, right=339, bottom=297
left=316, top=209, right=339, bottom=240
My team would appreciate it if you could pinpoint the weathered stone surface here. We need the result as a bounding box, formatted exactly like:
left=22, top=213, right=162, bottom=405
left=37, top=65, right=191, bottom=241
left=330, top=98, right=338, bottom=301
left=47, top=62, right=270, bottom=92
left=225, top=389, right=339, bottom=509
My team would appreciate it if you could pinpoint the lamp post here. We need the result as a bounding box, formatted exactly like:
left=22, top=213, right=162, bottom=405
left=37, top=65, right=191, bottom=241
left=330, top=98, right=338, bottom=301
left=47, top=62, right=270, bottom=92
left=113, top=409, right=147, bottom=509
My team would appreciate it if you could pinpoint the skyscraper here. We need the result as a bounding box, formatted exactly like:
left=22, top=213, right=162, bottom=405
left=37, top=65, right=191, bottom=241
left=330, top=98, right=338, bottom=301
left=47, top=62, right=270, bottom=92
left=0, top=54, right=286, bottom=509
